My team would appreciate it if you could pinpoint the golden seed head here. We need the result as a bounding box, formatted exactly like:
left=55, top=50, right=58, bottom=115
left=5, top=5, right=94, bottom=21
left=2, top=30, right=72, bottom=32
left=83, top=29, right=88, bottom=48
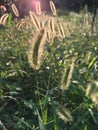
left=11, top=4, right=19, bottom=17
left=50, top=1, right=57, bottom=16
left=36, top=1, right=42, bottom=15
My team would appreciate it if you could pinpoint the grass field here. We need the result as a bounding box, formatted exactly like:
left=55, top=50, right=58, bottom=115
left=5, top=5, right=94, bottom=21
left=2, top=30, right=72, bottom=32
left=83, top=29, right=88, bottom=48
left=0, top=3, right=98, bottom=130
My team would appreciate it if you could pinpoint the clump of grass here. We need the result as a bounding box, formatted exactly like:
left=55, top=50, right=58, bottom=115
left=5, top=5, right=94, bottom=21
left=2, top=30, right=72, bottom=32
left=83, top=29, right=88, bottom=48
left=0, top=2, right=98, bottom=130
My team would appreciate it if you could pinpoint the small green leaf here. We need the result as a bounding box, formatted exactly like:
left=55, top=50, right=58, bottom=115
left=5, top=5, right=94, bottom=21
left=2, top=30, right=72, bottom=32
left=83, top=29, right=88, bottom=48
left=88, top=57, right=96, bottom=69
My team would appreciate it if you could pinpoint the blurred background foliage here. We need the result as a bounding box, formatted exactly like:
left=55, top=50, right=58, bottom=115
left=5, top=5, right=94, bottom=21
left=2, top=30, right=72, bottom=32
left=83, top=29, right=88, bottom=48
left=0, top=0, right=98, bottom=16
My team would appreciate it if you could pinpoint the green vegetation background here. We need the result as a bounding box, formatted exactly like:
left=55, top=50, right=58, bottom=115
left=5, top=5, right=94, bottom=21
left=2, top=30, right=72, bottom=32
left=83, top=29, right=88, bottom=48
left=0, top=3, right=98, bottom=130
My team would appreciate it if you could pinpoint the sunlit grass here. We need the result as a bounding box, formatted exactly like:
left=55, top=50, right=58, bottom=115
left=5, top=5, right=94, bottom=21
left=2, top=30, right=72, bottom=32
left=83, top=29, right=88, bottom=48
left=0, top=2, right=98, bottom=130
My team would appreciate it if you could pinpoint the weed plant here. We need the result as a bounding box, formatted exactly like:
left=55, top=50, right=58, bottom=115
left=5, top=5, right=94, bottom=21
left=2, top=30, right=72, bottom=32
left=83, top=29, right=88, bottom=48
left=0, top=2, right=98, bottom=130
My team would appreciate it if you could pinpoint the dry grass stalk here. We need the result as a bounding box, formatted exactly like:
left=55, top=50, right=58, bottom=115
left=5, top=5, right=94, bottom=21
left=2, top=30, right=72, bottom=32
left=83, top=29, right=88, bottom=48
left=50, top=1, right=57, bottom=16
left=0, top=13, right=9, bottom=25
left=29, top=11, right=41, bottom=30
left=11, top=4, right=19, bottom=17
left=36, top=1, right=42, bottom=15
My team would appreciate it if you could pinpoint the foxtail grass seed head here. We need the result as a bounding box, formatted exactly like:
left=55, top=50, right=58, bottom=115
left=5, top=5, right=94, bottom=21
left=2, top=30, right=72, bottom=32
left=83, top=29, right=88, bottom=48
left=60, top=66, right=67, bottom=90
left=83, top=14, right=89, bottom=28
left=0, top=13, right=9, bottom=25
left=0, top=5, right=7, bottom=12
left=46, top=31, right=51, bottom=43
left=28, top=29, right=46, bottom=70
left=16, top=19, right=30, bottom=30
left=84, top=4, right=88, bottom=14
left=29, top=11, right=41, bottom=30
left=11, top=4, right=19, bottom=17
left=48, top=17, right=55, bottom=34
left=61, top=58, right=75, bottom=91
left=46, top=30, right=55, bottom=44
left=16, top=20, right=25, bottom=29
left=65, top=26, right=70, bottom=36
left=65, top=58, right=75, bottom=89
left=58, top=23, right=65, bottom=38
left=37, top=29, right=47, bottom=69
left=28, top=31, right=40, bottom=70
left=36, top=1, right=42, bottom=15
left=50, top=1, right=57, bottom=16
left=56, top=105, right=73, bottom=123
left=86, top=81, right=98, bottom=105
